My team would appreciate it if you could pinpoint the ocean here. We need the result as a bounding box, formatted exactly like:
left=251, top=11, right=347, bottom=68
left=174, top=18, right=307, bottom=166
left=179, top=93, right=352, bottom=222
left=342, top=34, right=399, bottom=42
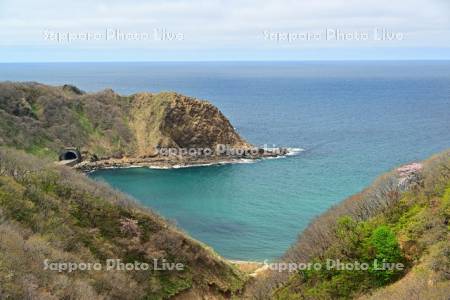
left=1, top=61, right=449, bottom=261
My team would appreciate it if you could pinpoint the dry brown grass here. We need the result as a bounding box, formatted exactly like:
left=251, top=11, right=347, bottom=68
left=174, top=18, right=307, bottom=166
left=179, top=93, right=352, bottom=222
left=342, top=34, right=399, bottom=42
left=0, top=148, right=246, bottom=299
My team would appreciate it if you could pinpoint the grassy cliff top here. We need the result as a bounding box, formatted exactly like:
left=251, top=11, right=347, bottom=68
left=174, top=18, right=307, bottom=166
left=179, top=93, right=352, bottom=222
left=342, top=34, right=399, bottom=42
left=0, top=82, right=249, bottom=159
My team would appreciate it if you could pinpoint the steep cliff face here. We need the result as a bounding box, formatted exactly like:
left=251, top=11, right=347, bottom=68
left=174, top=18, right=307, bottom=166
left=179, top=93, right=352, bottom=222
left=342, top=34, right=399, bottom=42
left=128, top=92, right=249, bottom=157
left=0, top=82, right=249, bottom=160
left=160, top=93, right=248, bottom=149
left=0, top=82, right=252, bottom=298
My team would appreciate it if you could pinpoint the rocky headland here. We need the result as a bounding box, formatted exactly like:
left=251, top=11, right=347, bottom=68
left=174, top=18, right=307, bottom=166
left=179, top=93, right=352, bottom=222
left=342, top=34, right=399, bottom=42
left=0, top=81, right=448, bottom=299
left=0, top=82, right=289, bottom=171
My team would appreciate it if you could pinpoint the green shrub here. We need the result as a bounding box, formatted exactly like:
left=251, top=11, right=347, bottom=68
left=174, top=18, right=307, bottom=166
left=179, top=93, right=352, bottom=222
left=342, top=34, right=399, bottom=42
left=366, top=225, right=404, bottom=284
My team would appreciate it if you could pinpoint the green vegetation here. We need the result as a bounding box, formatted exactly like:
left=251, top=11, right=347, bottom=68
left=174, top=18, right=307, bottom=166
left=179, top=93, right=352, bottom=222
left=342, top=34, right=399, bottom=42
left=248, top=150, right=450, bottom=299
left=0, top=82, right=248, bottom=161
left=0, top=148, right=246, bottom=299
left=0, top=82, right=448, bottom=299
left=280, top=217, right=407, bottom=299
left=75, top=110, right=95, bottom=134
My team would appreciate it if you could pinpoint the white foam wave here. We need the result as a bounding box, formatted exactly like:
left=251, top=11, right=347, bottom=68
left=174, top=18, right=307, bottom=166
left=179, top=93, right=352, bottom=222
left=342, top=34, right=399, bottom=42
left=171, top=159, right=256, bottom=169
left=90, top=148, right=304, bottom=172
left=285, top=147, right=305, bottom=156
left=146, top=165, right=171, bottom=169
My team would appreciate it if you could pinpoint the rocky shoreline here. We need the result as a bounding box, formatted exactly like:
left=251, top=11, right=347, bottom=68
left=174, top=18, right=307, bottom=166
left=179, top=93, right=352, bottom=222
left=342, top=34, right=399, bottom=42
left=1, top=82, right=300, bottom=175
left=73, top=147, right=293, bottom=172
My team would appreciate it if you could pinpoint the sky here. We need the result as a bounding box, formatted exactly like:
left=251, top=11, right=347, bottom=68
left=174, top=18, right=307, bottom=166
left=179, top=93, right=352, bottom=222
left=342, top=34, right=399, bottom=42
left=0, top=0, right=449, bottom=62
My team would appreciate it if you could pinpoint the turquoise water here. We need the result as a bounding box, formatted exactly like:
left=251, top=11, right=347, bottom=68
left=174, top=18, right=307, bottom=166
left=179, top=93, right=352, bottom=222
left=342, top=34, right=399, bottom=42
left=1, top=61, right=450, bottom=260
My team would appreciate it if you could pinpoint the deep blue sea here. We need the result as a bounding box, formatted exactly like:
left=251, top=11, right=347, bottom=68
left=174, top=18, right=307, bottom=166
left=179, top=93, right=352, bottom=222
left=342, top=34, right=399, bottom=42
left=1, top=61, right=449, bottom=261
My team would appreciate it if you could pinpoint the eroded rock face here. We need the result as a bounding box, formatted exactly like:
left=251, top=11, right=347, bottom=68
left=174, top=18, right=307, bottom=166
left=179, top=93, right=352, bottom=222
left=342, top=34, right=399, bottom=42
left=126, top=91, right=251, bottom=157
left=0, top=82, right=251, bottom=160
left=129, top=92, right=249, bottom=155
left=162, top=94, right=249, bottom=149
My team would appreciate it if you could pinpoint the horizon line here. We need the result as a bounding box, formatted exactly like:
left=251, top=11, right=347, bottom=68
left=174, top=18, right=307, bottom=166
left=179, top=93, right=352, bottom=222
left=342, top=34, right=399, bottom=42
left=1, top=58, right=450, bottom=64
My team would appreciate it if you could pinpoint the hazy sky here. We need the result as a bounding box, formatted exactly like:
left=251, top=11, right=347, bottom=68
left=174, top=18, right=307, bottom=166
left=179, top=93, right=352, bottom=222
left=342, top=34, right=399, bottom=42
left=0, top=0, right=449, bottom=61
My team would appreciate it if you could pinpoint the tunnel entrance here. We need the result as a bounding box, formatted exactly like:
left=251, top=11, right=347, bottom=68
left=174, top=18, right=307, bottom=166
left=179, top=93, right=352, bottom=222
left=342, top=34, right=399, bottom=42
left=59, top=148, right=81, bottom=163
left=62, top=151, right=77, bottom=160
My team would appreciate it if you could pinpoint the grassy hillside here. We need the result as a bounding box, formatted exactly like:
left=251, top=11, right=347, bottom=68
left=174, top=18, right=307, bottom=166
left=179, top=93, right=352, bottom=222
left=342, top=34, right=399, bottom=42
left=0, top=148, right=246, bottom=299
left=0, top=82, right=248, bottom=160
left=1, top=82, right=448, bottom=299
left=249, top=150, right=450, bottom=299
